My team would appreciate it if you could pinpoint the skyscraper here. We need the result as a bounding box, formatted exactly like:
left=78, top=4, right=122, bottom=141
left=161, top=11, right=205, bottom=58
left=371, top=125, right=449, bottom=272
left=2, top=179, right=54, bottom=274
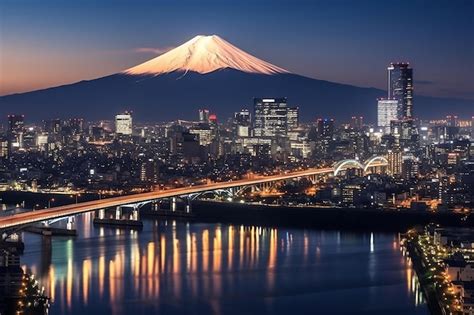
left=287, top=107, right=299, bottom=130
left=233, top=109, right=251, bottom=137
left=377, top=99, right=398, bottom=133
left=350, top=116, right=363, bottom=130
left=253, top=98, right=288, bottom=137
left=7, top=114, right=25, bottom=149
left=387, top=62, right=413, bottom=119
left=387, top=150, right=402, bottom=176
left=115, top=111, right=133, bottom=135
left=198, top=109, right=210, bottom=123
left=316, top=118, right=334, bottom=154
left=7, top=114, right=24, bottom=134
left=316, top=118, right=334, bottom=139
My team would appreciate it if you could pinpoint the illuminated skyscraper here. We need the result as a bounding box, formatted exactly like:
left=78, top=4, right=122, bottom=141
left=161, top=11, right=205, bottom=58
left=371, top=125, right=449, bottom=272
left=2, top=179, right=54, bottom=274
left=387, top=150, right=402, bottom=176
left=287, top=107, right=299, bottom=130
left=253, top=98, right=288, bottom=137
left=388, top=62, right=413, bottom=119
left=317, top=118, right=334, bottom=139
left=198, top=109, right=210, bottom=123
left=377, top=99, right=398, bottom=133
left=233, top=109, right=251, bottom=137
left=115, top=111, right=133, bottom=135
left=7, top=114, right=25, bottom=149
left=350, top=116, right=363, bottom=130
left=7, top=114, right=24, bottom=134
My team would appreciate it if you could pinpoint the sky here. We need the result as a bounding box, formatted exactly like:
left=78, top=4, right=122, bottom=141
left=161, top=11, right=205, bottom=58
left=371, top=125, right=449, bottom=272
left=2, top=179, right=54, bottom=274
left=0, top=0, right=473, bottom=98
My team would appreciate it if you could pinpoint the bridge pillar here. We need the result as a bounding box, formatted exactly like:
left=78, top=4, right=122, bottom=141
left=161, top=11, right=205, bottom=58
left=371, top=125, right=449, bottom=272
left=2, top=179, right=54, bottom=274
left=171, top=197, right=177, bottom=212
left=185, top=198, right=192, bottom=213
left=98, top=209, right=105, bottom=220
left=115, top=206, right=122, bottom=220
left=66, top=217, right=75, bottom=230
left=131, top=207, right=139, bottom=221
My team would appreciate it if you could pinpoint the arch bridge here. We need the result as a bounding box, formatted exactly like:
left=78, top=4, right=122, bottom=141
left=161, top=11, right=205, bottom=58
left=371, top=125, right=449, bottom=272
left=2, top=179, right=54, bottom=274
left=333, top=156, right=388, bottom=176
left=0, top=156, right=387, bottom=235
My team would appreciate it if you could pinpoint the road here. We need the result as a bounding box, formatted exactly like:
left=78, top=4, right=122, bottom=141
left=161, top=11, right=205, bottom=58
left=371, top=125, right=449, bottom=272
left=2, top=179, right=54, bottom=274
left=0, top=167, right=334, bottom=230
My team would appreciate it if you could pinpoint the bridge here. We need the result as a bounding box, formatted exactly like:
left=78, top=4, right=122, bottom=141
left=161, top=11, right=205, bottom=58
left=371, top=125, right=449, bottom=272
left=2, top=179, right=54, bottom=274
left=0, top=156, right=387, bottom=233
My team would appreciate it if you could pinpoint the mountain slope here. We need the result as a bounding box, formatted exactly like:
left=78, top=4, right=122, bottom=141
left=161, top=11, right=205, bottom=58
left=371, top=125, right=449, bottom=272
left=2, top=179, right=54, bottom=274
left=0, top=35, right=472, bottom=121
left=124, top=35, right=289, bottom=76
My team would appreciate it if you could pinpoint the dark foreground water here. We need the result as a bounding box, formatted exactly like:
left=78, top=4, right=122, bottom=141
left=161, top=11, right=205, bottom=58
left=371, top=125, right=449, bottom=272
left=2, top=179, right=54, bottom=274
left=20, top=213, right=428, bottom=315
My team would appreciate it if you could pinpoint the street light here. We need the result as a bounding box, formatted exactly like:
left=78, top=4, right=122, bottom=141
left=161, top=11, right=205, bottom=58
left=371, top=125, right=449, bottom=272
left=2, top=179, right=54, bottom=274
left=48, top=198, right=55, bottom=208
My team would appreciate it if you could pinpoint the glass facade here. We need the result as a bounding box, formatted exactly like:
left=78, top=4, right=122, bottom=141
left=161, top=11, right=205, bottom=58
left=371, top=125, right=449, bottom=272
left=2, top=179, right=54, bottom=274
left=253, top=98, right=288, bottom=137
left=387, top=63, right=413, bottom=119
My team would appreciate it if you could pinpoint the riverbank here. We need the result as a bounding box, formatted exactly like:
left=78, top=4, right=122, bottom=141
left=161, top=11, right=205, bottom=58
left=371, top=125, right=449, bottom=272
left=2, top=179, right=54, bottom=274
left=403, top=235, right=446, bottom=315
left=192, top=200, right=470, bottom=231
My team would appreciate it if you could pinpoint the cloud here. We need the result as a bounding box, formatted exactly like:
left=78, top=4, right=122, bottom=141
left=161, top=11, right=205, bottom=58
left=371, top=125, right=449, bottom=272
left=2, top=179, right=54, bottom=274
left=134, top=47, right=174, bottom=55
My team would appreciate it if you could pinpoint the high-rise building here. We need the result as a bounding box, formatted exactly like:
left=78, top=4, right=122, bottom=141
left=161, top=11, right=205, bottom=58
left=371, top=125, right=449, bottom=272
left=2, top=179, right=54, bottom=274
left=43, top=119, right=61, bottom=133
left=388, top=62, right=413, bottom=119
left=7, top=114, right=24, bottom=134
left=446, top=115, right=458, bottom=127
left=350, top=116, right=363, bottom=130
left=287, top=107, right=299, bottom=130
left=140, top=159, right=159, bottom=183
left=0, top=137, right=8, bottom=158
left=316, top=118, right=334, bottom=140
left=316, top=118, right=334, bottom=154
left=377, top=99, right=398, bottom=133
left=233, top=109, right=251, bottom=137
left=7, top=114, right=25, bottom=149
left=198, top=109, right=210, bottom=123
left=115, top=111, right=133, bottom=135
left=253, top=98, right=288, bottom=137
left=66, top=118, right=84, bottom=134
left=387, top=150, right=402, bottom=176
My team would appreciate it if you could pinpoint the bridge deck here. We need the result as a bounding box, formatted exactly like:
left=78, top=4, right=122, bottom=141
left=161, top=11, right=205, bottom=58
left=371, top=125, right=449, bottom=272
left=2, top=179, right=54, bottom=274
left=0, top=167, right=334, bottom=230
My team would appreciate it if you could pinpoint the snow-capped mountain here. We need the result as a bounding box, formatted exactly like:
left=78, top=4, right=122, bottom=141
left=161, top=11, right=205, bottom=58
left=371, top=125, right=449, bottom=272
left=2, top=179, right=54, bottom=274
left=124, top=35, right=289, bottom=76
left=0, top=35, right=471, bottom=121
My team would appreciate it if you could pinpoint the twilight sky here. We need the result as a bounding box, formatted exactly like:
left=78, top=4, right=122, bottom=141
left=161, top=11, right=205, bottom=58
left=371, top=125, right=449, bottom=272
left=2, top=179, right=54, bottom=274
left=0, top=0, right=473, bottom=98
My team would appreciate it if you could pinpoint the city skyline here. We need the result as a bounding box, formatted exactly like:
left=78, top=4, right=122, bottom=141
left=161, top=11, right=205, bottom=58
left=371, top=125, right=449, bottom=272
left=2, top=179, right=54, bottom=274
left=1, top=2, right=473, bottom=315
left=1, top=0, right=473, bottom=99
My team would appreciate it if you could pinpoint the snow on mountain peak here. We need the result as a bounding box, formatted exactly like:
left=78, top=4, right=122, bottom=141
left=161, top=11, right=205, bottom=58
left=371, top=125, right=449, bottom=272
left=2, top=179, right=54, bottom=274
left=123, top=35, right=290, bottom=76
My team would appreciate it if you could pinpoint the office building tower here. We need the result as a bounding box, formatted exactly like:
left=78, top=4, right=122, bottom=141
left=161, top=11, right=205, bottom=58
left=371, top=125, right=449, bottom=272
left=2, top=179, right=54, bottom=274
left=115, top=111, right=133, bottom=135
left=43, top=119, right=61, bottom=133
left=377, top=99, right=398, bottom=133
left=7, top=114, right=25, bottom=149
left=350, top=116, right=363, bottom=130
left=7, top=114, right=24, bottom=134
left=253, top=98, right=288, bottom=137
left=140, top=159, right=159, bottom=183
left=233, top=109, right=251, bottom=137
left=316, top=118, right=334, bottom=154
left=388, top=62, right=413, bottom=119
left=199, top=109, right=210, bottom=123
left=0, top=137, right=8, bottom=158
left=317, top=118, right=334, bottom=140
left=387, top=150, right=402, bottom=176
left=287, top=107, right=299, bottom=130
left=446, top=115, right=458, bottom=127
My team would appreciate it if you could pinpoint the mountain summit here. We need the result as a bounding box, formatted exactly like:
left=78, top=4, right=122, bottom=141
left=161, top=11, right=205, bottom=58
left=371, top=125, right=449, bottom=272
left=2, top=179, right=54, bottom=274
left=1, top=35, right=472, bottom=121
left=124, top=35, right=290, bottom=76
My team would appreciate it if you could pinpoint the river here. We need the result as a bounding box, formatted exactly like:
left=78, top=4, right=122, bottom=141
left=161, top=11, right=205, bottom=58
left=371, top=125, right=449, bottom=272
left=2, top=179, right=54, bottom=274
left=19, top=212, right=429, bottom=314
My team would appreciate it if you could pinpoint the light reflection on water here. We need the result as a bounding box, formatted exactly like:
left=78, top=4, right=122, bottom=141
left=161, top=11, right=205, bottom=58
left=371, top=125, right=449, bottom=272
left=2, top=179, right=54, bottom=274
left=20, top=213, right=429, bottom=315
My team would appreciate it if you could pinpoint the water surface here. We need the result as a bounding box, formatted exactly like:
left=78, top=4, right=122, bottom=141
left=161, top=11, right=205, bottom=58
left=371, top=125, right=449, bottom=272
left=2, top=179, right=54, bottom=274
left=20, top=213, right=428, bottom=314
